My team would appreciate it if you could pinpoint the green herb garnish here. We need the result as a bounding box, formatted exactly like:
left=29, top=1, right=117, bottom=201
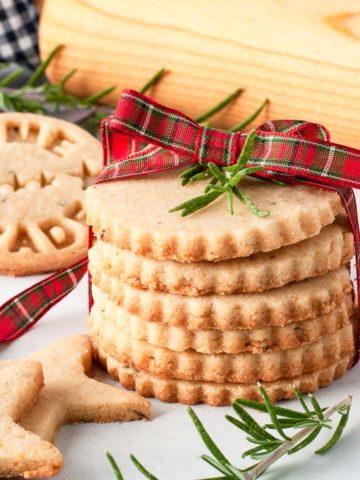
left=169, top=129, right=269, bottom=217
left=0, top=45, right=115, bottom=127
left=140, top=68, right=167, bottom=94
left=106, top=385, right=352, bottom=480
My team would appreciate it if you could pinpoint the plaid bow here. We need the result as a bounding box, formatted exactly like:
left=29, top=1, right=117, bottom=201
left=0, top=88, right=360, bottom=347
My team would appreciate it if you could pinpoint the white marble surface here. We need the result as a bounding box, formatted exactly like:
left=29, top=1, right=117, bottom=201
left=0, top=266, right=359, bottom=480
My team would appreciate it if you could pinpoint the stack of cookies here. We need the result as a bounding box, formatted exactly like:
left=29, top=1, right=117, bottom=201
left=86, top=171, right=356, bottom=405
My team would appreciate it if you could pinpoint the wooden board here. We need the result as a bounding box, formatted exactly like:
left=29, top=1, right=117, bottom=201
left=39, top=0, right=360, bottom=148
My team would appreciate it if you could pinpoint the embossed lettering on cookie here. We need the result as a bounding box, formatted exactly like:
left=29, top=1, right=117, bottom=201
left=0, top=112, right=102, bottom=275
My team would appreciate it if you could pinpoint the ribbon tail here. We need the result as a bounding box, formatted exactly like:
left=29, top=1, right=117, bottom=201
left=0, top=258, right=88, bottom=343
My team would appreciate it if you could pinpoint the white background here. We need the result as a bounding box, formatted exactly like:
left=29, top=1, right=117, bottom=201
left=0, top=258, right=359, bottom=480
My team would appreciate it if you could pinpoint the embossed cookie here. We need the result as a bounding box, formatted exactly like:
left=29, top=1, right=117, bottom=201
left=94, top=343, right=354, bottom=406
left=0, top=361, right=63, bottom=478
left=88, top=317, right=355, bottom=384
left=0, top=112, right=102, bottom=275
left=90, top=288, right=353, bottom=353
left=89, top=218, right=353, bottom=295
left=86, top=170, right=343, bottom=262
left=90, top=265, right=352, bottom=329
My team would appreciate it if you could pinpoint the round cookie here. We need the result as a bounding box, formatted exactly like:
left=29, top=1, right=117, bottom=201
left=94, top=343, right=354, bottom=406
left=0, top=112, right=102, bottom=275
left=89, top=219, right=353, bottom=295
left=0, top=175, right=89, bottom=274
left=86, top=170, right=343, bottom=262
left=90, top=287, right=353, bottom=354
left=90, top=265, right=352, bottom=330
left=88, top=317, right=355, bottom=384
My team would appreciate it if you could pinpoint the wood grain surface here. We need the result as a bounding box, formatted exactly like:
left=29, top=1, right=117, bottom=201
left=39, top=0, right=360, bottom=148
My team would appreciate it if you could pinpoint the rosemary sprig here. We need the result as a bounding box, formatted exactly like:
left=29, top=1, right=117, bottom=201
left=231, top=98, right=269, bottom=132
left=140, top=68, right=167, bottom=94
left=106, top=451, right=124, bottom=480
left=195, top=88, right=243, bottom=124
left=169, top=130, right=269, bottom=217
left=106, top=385, right=352, bottom=480
left=0, top=45, right=115, bottom=126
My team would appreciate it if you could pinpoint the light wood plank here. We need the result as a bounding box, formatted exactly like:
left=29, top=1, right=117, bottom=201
left=39, top=0, right=360, bottom=148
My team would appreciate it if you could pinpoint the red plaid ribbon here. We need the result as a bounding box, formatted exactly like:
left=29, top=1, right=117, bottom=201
left=0, top=88, right=360, bottom=344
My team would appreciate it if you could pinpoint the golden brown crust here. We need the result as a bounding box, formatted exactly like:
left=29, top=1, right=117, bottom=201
left=0, top=362, right=63, bottom=478
left=0, top=113, right=102, bottom=275
left=91, top=288, right=354, bottom=353
left=94, top=344, right=355, bottom=406
left=88, top=318, right=355, bottom=384
left=91, top=265, right=352, bottom=329
left=90, top=220, right=353, bottom=295
left=86, top=172, right=343, bottom=262
left=15, top=335, right=151, bottom=443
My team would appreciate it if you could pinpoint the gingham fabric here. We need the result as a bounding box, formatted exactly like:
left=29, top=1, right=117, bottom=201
left=0, top=88, right=360, bottom=344
left=0, top=0, right=40, bottom=69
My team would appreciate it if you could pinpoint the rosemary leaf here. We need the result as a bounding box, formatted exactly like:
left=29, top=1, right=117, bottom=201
left=140, top=68, right=166, bottom=94
left=233, top=399, right=308, bottom=420
left=231, top=99, right=269, bottom=132
left=204, top=177, right=219, bottom=193
left=308, top=394, right=325, bottom=420
left=293, top=386, right=312, bottom=416
left=287, top=427, right=322, bottom=455
left=169, top=190, right=222, bottom=216
left=130, top=455, right=160, bottom=480
left=188, top=407, right=231, bottom=468
left=58, top=68, right=77, bottom=87
left=180, top=164, right=203, bottom=179
left=257, top=383, right=291, bottom=441
left=201, top=455, right=235, bottom=477
left=207, top=162, right=228, bottom=183
left=226, top=415, right=271, bottom=443
left=82, top=86, right=116, bottom=106
left=25, top=45, right=63, bottom=87
left=233, top=129, right=256, bottom=172
left=315, top=404, right=351, bottom=455
left=190, top=171, right=212, bottom=182
left=227, top=188, right=234, bottom=214
left=106, top=451, right=125, bottom=480
left=231, top=403, right=277, bottom=442
left=0, top=68, right=24, bottom=87
left=233, top=188, right=270, bottom=218
left=195, top=88, right=243, bottom=124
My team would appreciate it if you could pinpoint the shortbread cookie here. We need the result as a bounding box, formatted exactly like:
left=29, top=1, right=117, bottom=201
left=90, top=288, right=353, bottom=353
left=0, top=112, right=101, bottom=186
left=86, top=171, right=343, bottom=262
left=94, top=343, right=354, bottom=406
left=0, top=174, right=89, bottom=275
left=0, top=335, right=150, bottom=443
left=90, top=219, right=353, bottom=295
left=0, top=112, right=102, bottom=275
left=0, top=361, right=63, bottom=478
left=88, top=318, right=355, bottom=384
left=91, top=265, right=352, bottom=329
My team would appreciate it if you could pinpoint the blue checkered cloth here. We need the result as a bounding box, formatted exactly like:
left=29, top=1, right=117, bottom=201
left=0, top=0, right=39, bottom=69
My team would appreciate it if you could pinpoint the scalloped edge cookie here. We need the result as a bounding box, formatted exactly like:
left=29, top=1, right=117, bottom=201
left=90, top=265, right=352, bottom=330
left=94, top=344, right=354, bottom=406
left=90, top=289, right=354, bottom=353
left=86, top=172, right=343, bottom=262
left=89, top=218, right=353, bottom=295
left=88, top=318, right=355, bottom=384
